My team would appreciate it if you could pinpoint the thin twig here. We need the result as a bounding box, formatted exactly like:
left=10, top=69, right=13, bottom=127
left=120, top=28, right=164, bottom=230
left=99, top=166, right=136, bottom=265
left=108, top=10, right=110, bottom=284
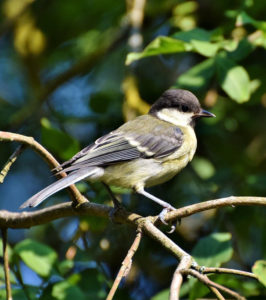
left=1, top=228, right=12, bottom=300
left=0, top=131, right=86, bottom=206
left=200, top=267, right=258, bottom=280
left=165, top=196, right=266, bottom=223
left=208, top=286, right=225, bottom=300
left=106, top=229, right=142, bottom=300
left=0, top=144, right=26, bottom=183
left=169, top=255, right=193, bottom=300
left=181, top=269, right=245, bottom=300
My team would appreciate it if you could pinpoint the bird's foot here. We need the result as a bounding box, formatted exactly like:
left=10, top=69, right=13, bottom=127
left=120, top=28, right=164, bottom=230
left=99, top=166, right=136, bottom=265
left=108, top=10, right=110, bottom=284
left=158, top=205, right=176, bottom=233
left=108, top=201, right=124, bottom=224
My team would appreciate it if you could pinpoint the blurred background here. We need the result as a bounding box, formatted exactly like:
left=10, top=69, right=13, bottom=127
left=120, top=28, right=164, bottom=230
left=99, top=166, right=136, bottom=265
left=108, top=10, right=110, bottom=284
left=0, top=0, right=266, bottom=299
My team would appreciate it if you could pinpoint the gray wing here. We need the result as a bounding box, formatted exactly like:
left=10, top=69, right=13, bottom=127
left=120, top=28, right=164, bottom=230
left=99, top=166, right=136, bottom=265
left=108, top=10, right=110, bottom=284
left=56, top=122, right=184, bottom=174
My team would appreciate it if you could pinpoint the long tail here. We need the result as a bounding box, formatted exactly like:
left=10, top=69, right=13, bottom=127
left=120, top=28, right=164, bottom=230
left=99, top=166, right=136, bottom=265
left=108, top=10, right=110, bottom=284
left=20, top=168, right=97, bottom=209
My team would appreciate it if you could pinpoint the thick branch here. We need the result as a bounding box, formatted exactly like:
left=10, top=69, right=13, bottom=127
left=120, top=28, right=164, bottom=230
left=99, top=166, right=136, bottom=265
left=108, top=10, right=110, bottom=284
left=169, top=255, right=193, bottom=300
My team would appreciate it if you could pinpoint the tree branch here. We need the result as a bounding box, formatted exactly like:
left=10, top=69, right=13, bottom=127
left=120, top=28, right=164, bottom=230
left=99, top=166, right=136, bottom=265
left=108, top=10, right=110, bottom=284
left=169, top=255, right=193, bottom=300
left=1, top=228, right=12, bottom=300
left=165, top=196, right=266, bottom=223
left=199, top=266, right=258, bottom=280
left=0, top=144, right=26, bottom=183
left=106, top=229, right=142, bottom=300
left=0, top=131, right=87, bottom=206
left=181, top=269, right=245, bottom=300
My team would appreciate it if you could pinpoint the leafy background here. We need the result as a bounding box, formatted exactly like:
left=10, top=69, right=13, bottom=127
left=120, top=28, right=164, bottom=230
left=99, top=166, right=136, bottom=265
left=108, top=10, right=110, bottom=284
left=0, top=0, right=266, bottom=299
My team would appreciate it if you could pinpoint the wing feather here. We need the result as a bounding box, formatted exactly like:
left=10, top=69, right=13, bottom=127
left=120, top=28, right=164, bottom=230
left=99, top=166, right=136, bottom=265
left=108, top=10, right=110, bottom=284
left=56, top=116, right=184, bottom=174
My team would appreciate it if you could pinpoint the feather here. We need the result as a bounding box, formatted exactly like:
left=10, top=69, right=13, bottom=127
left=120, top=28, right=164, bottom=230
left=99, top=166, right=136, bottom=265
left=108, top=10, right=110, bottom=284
left=20, top=168, right=97, bottom=209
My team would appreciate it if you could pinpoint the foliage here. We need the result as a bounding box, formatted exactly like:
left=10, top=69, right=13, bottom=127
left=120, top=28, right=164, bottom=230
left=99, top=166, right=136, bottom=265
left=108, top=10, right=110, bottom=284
left=0, top=0, right=266, bottom=299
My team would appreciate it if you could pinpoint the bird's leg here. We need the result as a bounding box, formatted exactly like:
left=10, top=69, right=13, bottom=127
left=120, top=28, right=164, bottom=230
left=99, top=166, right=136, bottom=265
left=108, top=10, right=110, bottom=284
left=102, top=182, right=124, bottom=223
left=102, top=182, right=122, bottom=208
left=135, top=188, right=176, bottom=227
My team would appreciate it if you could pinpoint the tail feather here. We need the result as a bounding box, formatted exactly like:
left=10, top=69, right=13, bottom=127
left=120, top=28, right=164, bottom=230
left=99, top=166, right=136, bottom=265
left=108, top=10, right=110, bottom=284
left=20, top=168, right=96, bottom=209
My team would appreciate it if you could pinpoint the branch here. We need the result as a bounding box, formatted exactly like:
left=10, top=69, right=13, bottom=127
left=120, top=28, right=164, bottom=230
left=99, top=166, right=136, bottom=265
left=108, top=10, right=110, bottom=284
left=1, top=229, right=12, bottom=300
left=169, top=255, right=193, bottom=300
left=200, top=267, right=258, bottom=280
left=0, top=131, right=86, bottom=206
left=181, top=269, right=245, bottom=300
left=165, top=196, right=266, bottom=223
left=0, top=144, right=26, bottom=183
left=106, top=229, right=142, bottom=300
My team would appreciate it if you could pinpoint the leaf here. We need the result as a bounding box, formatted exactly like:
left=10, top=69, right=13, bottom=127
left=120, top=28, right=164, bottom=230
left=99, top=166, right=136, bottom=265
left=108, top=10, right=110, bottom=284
left=41, top=118, right=80, bottom=160
left=252, top=260, right=266, bottom=287
left=192, top=232, right=233, bottom=267
left=215, top=54, right=251, bottom=103
left=172, top=28, right=213, bottom=42
left=151, top=289, right=169, bottom=300
left=191, top=156, right=215, bottom=179
left=52, top=281, right=86, bottom=300
left=126, top=36, right=189, bottom=65
left=190, top=40, right=219, bottom=57
left=14, top=239, right=58, bottom=277
left=174, top=58, right=215, bottom=91
left=236, top=11, right=266, bottom=31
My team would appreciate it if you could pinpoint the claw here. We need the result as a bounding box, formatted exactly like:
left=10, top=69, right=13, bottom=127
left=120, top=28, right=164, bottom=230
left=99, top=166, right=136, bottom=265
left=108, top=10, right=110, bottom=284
left=158, top=205, right=176, bottom=233
left=108, top=202, right=124, bottom=224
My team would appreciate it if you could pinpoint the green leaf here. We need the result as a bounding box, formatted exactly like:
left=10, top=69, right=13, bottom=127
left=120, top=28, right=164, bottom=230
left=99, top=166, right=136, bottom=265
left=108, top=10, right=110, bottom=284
left=52, top=281, right=86, bottom=300
left=67, top=268, right=106, bottom=298
left=227, top=38, right=254, bottom=61
left=252, top=260, right=266, bottom=287
left=174, top=58, right=215, bottom=91
left=191, top=156, right=215, bottom=179
left=190, top=40, right=219, bottom=57
left=189, top=278, right=209, bottom=300
left=172, top=28, right=213, bottom=42
left=151, top=288, right=169, bottom=300
left=192, top=232, right=233, bottom=267
left=13, top=239, right=58, bottom=277
left=215, top=54, right=251, bottom=103
left=236, top=11, right=266, bottom=31
left=41, top=118, right=80, bottom=160
left=126, top=36, right=189, bottom=65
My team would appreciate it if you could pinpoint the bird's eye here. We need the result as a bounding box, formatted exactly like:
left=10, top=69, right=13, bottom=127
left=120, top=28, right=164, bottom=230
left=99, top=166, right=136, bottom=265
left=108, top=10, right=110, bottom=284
left=182, top=105, right=189, bottom=112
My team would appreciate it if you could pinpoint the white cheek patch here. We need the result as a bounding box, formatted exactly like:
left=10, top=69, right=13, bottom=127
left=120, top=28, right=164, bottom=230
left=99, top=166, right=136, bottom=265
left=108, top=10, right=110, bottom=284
left=157, top=109, right=193, bottom=126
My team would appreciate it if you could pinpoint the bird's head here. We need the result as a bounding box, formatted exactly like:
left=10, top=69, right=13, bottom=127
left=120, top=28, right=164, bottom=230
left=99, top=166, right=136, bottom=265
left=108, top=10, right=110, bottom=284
left=149, top=89, right=215, bottom=127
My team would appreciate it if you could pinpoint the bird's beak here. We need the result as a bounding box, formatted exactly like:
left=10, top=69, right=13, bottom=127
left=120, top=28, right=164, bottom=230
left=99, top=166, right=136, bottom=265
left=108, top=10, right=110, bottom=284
left=194, top=109, right=216, bottom=119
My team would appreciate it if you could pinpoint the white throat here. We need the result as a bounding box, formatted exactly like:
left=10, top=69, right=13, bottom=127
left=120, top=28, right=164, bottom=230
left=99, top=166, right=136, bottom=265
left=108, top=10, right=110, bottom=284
left=156, top=108, right=193, bottom=127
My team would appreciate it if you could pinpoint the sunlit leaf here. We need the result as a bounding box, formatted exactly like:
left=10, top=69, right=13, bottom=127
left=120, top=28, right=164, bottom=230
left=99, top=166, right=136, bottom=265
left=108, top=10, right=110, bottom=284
left=14, top=239, right=58, bottom=277
left=151, top=289, right=169, bottom=300
left=191, top=156, right=215, bottom=179
left=252, top=260, right=266, bottom=287
left=126, top=36, right=189, bottom=65
left=215, top=54, right=251, bottom=103
left=191, top=40, right=219, bottom=57
left=236, top=11, right=266, bottom=31
left=52, top=281, right=86, bottom=300
left=41, top=118, right=80, bottom=160
left=192, top=232, right=233, bottom=267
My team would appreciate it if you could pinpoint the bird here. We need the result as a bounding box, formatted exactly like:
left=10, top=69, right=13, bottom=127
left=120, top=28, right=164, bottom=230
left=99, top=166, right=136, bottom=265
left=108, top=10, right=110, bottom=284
left=20, top=89, right=215, bottom=222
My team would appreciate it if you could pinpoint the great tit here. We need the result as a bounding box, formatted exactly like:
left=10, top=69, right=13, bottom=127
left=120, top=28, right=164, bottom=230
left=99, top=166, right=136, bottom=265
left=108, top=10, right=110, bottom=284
left=20, top=89, right=215, bottom=220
